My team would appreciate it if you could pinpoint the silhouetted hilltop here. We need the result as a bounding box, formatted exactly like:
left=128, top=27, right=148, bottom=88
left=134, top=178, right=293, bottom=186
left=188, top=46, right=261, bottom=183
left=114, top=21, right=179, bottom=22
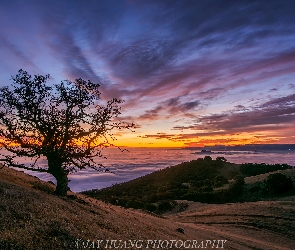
left=183, top=143, right=295, bottom=152
left=83, top=157, right=295, bottom=212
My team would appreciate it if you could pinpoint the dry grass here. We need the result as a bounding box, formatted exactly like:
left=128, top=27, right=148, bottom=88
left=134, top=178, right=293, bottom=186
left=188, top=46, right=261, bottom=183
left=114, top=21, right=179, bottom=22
left=0, top=166, right=200, bottom=249
left=244, top=168, right=295, bottom=184
left=1, top=165, right=295, bottom=249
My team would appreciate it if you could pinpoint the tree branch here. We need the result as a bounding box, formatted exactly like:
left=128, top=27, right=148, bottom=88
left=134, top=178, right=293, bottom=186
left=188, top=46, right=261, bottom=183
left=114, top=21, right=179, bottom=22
left=0, top=158, right=48, bottom=173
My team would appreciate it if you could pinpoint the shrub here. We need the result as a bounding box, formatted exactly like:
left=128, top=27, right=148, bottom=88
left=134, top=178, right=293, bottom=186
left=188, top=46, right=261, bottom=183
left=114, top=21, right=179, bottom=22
left=199, top=185, right=214, bottom=193
left=126, top=200, right=144, bottom=209
left=117, top=198, right=128, bottom=207
left=144, top=203, right=157, bottom=212
left=157, top=200, right=176, bottom=212
left=264, top=173, right=293, bottom=194
left=178, top=202, right=189, bottom=212
left=213, top=175, right=228, bottom=187
left=228, top=175, right=245, bottom=198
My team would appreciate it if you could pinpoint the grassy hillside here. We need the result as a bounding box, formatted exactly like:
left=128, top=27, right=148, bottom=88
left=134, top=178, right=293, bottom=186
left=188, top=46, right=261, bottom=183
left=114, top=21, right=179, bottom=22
left=1, top=163, right=295, bottom=249
left=0, top=165, right=206, bottom=249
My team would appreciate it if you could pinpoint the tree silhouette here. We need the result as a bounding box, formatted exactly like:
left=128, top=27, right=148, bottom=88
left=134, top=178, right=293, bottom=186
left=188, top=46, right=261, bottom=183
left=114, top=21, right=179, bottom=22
left=0, top=69, right=133, bottom=196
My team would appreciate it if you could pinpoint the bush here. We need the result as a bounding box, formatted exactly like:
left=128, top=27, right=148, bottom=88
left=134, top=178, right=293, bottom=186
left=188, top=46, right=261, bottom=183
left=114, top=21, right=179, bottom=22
left=213, top=175, right=228, bottom=187
left=178, top=202, right=189, bottom=212
left=126, top=200, right=144, bottom=209
left=144, top=203, right=157, bottom=212
left=117, top=198, right=128, bottom=207
left=157, top=200, right=176, bottom=212
left=264, top=173, right=293, bottom=194
left=228, top=175, right=245, bottom=197
left=199, top=185, right=214, bottom=192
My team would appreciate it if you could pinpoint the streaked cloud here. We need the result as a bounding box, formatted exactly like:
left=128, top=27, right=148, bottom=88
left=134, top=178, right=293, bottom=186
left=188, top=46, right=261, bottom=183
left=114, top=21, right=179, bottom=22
left=0, top=0, right=294, bottom=146
left=139, top=96, right=200, bottom=120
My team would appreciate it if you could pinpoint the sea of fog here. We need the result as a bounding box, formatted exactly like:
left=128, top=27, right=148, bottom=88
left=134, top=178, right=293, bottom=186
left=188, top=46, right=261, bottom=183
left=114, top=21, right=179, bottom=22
left=2, top=147, right=294, bottom=192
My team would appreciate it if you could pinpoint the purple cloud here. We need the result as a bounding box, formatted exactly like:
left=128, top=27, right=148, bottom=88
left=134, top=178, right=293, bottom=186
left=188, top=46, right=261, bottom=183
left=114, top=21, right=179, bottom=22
left=173, top=94, right=295, bottom=135
left=0, top=0, right=294, bottom=146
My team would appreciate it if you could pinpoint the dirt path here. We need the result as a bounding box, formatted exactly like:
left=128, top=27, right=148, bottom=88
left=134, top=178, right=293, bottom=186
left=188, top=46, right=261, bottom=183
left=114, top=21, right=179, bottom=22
left=167, top=200, right=295, bottom=249
left=186, top=223, right=293, bottom=249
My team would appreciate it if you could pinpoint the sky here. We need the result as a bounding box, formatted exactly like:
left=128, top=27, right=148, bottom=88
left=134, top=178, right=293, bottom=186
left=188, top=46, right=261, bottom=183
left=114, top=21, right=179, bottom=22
left=0, top=0, right=294, bottom=148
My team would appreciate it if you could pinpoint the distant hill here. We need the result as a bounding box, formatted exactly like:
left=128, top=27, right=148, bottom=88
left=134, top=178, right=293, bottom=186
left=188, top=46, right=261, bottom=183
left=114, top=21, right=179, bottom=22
left=83, top=157, right=295, bottom=212
left=183, top=143, right=295, bottom=152
left=83, top=157, right=241, bottom=210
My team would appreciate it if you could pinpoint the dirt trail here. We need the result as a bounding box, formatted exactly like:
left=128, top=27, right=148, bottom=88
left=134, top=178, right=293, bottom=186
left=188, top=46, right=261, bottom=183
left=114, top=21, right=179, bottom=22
left=167, top=200, right=295, bottom=249
left=187, top=223, right=293, bottom=249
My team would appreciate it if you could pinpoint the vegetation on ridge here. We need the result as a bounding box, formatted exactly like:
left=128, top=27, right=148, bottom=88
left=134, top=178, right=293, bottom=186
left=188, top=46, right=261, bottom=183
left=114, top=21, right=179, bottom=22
left=240, top=162, right=290, bottom=176
left=83, top=157, right=294, bottom=213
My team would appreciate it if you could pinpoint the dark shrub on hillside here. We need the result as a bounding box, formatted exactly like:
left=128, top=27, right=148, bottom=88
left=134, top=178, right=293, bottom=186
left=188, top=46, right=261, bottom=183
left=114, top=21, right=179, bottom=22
left=178, top=202, right=189, bottom=212
left=157, top=200, right=176, bottom=212
left=126, top=200, right=144, bottom=209
left=108, top=197, right=117, bottom=205
left=249, top=185, right=261, bottom=193
left=199, top=185, right=214, bottom=192
left=213, top=175, right=228, bottom=187
left=264, top=173, right=293, bottom=194
left=233, top=175, right=245, bottom=185
left=156, top=191, right=174, bottom=200
left=227, top=175, right=245, bottom=200
left=144, top=203, right=157, bottom=212
left=185, top=191, right=219, bottom=203
left=117, top=198, right=128, bottom=207
left=194, top=179, right=212, bottom=188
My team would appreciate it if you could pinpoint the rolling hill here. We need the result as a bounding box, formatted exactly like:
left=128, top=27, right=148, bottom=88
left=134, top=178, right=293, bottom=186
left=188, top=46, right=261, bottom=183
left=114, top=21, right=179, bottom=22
left=1, top=164, right=295, bottom=249
left=83, top=157, right=294, bottom=211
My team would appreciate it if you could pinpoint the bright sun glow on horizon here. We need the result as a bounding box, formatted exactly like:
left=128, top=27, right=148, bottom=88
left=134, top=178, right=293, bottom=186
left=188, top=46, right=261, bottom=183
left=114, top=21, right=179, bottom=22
left=115, top=131, right=293, bottom=148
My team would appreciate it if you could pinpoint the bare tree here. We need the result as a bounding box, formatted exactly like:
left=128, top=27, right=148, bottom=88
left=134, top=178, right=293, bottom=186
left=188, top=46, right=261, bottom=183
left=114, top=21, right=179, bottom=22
left=0, top=69, right=133, bottom=196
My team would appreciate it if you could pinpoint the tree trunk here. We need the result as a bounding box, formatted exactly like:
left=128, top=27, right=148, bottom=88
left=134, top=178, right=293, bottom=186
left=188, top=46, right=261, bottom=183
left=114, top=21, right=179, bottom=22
left=47, top=156, right=69, bottom=196
left=54, top=170, right=69, bottom=196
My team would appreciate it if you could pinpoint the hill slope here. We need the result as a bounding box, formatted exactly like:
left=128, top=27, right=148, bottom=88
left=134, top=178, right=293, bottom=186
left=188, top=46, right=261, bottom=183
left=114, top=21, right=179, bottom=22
left=0, top=165, right=199, bottom=249
left=83, top=158, right=242, bottom=209
left=1, top=165, right=295, bottom=249
left=83, top=158, right=295, bottom=210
